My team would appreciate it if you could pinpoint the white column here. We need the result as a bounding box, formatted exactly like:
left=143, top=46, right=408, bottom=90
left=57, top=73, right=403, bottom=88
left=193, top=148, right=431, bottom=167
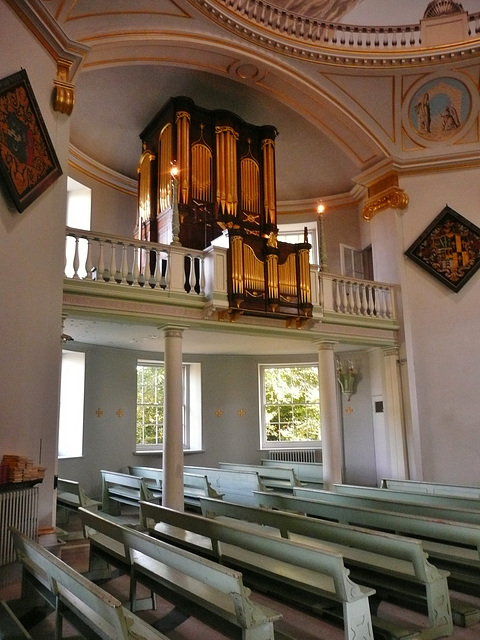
left=383, top=347, right=409, bottom=479
left=317, top=341, right=343, bottom=490
left=162, top=326, right=186, bottom=510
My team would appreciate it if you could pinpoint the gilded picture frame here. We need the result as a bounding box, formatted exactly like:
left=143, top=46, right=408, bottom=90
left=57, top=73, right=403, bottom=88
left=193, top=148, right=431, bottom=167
left=405, top=205, right=480, bottom=292
left=0, top=69, right=62, bottom=212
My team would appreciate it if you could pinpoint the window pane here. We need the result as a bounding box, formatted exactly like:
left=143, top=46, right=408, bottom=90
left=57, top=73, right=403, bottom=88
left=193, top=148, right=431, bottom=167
left=261, top=365, right=321, bottom=447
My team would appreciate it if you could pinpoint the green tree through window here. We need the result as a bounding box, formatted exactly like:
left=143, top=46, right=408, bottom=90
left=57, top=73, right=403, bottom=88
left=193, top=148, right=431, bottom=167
left=137, top=364, right=165, bottom=446
left=263, top=365, right=320, bottom=443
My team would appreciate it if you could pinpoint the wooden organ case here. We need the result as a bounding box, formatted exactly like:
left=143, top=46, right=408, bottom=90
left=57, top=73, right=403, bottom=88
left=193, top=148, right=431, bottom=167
left=137, top=96, right=312, bottom=319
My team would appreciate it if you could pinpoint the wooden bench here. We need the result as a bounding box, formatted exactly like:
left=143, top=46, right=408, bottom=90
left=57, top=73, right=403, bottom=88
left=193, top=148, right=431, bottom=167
left=199, top=496, right=452, bottom=640
left=10, top=527, right=168, bottom=640
left=261, top=459, right=323, bottom=488
left=381, top=478, right=480, bottom=499
left=128, top=465, right=223, bottom=510
left=102, top=470, right=156, bottom=515
left=184, top=465, right=266, bottom=505
left=140, top=500, right=376, bottom=640
left=219, top=462, right=301, bottom=492
left=334, top=483, right=480, bottom=512
left=254, top=490, right=480, bottom=627
left=79, top=507, right=284, bottom=640
left=56, top=477, right=101, bottom=521
left=0, top=600, right=32, bottom=639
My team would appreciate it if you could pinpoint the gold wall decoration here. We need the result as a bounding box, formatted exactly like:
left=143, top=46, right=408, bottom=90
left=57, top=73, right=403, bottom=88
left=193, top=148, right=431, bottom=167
left=53, top=58, right=74, bottom=115
left=362, top=171, right=409, bottom=221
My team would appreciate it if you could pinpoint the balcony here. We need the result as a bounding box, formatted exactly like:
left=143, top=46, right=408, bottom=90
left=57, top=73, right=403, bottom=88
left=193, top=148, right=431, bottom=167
left=63, top=228, right=399, bottom=349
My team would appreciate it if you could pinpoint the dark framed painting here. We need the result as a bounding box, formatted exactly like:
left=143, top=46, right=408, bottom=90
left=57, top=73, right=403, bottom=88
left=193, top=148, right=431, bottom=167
left=405, top=205, right=480, bottom=292
left=0, top=69, right=62, bottom=212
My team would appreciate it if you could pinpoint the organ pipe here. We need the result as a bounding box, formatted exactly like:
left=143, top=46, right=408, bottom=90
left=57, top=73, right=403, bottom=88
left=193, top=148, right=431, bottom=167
left=262, top=138, right=276, bottom=225
left=159, top=124, right=172, bottom=212
left=176, top=110, right=190, bottom=204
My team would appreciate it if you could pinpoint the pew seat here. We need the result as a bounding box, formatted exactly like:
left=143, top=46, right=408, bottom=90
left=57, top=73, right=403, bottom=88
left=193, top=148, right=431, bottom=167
left=79, top=507, right=284, bottom=640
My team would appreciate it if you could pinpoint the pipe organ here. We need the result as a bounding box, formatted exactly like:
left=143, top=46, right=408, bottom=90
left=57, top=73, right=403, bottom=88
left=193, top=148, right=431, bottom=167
left=137, top=96, right=312, bottom=318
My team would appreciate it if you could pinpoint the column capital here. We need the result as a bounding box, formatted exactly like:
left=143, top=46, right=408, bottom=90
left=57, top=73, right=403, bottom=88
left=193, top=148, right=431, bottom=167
left=159, top=324, right=187, bottom=339
left=361, top=171, right=409, bottom=221
left=383, top=346, right=400, bottom=358
left=316, top=340, right=338, bottom=352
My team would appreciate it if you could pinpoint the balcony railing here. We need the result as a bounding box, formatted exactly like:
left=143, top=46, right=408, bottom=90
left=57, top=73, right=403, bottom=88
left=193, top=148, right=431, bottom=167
left=64, top=227, right=397, bottom=325
left=211, top=0, right=480, bottom=52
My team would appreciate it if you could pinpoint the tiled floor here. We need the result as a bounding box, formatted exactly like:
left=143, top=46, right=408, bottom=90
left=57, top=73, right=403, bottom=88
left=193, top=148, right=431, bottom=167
left=2, top=512, right=480, bottom=639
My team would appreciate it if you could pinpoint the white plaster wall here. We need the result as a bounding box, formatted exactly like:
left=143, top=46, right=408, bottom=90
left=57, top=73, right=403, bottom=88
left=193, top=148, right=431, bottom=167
left=372, top=167, right=480, bottom=483
left=0, top=3, right=69, bottom=528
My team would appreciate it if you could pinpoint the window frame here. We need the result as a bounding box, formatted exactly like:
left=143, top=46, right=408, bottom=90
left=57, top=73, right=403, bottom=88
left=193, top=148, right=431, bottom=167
left=258, top=363, right=321, bottom=450
left=135, top=359, right=202, bottom=453
left=277, top=221, right=318, bottom=265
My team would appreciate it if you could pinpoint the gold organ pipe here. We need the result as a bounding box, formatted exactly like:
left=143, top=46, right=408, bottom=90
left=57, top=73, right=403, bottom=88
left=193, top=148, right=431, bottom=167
left=176, top=111, right=190, bottom=205
left=216, top=126, right=238, bottom=217
left=243, top=244, right=264, bottom=291
left=241, top=158, right=260, bottom=213
left=192, top=143, right=212, bottom=202
left=279, top=254, right=297, bottom=297
left=297, top=247, right=311, bottom=304
left=266, top=253, right=279, bottom=300
left=262, top=139, right=276, bottom=225
left=230, top=234, right=244, bottom=296
left=159, top=124, right=172, bottom=212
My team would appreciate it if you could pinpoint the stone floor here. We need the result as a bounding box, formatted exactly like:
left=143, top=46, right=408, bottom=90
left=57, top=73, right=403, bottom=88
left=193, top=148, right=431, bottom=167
left=2, top=510, right=480, bottom=639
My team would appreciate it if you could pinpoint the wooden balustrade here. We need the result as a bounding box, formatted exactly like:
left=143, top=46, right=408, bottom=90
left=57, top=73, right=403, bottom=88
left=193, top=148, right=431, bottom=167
left=65, top=228, right=396, bottom=324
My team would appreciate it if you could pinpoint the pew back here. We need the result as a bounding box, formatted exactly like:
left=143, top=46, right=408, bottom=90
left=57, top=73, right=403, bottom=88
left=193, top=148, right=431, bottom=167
left=10, top=527, right=166, bottom=640
left=381, top=478, right=480, bottom=499
left=184, top=466, right=265, bottom=505
left=101, top=470, right=154, bottom=515
left=261, top=459, right=323, bottom=487
left=219, top=462, right=301, bottom=491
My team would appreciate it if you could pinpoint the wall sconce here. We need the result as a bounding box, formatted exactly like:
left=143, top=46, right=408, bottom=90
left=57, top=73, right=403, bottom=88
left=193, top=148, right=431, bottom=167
left=336, top=359, right=356, bottom=401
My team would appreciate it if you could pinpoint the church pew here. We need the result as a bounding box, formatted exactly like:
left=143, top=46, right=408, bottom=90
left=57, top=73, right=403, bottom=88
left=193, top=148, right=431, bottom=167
left=199, top=496, right=453, bottom=640
left=128, top=465, right=223, bottom=511
left=253, top=490, right=480, bottom=626
left=380, top=478, right=480, bottom=499
left=184, top=465, right=266, bottom=505
left=333, top=483, right=480, bottom=513
left=56, top=477, right=101, bottom=519
left=294, top=486, right=480, bottom=528
left=261, top=459, right=323, bottom=488
left=79, top=507, right=283, bottom=640
left=140, top=501, right=394, bottom=640
left=219, top=462, right=301, bottom=491
left=101, top=470, right=156, bottom=515
left=0, top=600, right=32, bottom=639
left=10, top=527, right=168, bottom=640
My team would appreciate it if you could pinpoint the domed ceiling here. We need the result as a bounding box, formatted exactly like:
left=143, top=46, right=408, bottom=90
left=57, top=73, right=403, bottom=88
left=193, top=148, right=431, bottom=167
left=43, top=0, right=479, bottom=203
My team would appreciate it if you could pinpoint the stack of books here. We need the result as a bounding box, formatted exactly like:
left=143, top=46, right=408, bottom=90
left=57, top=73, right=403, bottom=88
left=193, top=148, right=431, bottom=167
left=0, top=455, right=46, bottom=483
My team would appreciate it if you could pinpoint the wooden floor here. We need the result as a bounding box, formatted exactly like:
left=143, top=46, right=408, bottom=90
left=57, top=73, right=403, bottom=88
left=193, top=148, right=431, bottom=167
left=2, top=511, right=480, bottom=639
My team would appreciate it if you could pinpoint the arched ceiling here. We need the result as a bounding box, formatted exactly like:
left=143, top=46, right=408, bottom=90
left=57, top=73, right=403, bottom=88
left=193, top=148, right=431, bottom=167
left=42, top=0, right=479, bottom=202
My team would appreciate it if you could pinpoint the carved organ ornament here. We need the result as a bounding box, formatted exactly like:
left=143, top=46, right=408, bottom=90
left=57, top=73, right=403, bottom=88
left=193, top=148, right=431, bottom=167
left=137, top=96, right=312, bottom=318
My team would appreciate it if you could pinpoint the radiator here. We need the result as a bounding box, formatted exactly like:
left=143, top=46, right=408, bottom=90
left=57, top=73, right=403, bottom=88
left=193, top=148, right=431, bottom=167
left=0, top=487, right=39, bottom=566
left=268, top=449, right=317, bottom=463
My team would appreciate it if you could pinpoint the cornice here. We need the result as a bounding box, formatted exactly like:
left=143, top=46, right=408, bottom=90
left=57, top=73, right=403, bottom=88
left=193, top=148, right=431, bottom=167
left=6, top=0, right=89, bottom=76
left=68, top=146, right=137, bottom=195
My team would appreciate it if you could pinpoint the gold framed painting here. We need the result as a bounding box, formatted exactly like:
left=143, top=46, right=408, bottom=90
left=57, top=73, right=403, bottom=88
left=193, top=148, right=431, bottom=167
left=0, top=69, right=62, bottom=212
left=405, top=205, right=480, bottom=292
